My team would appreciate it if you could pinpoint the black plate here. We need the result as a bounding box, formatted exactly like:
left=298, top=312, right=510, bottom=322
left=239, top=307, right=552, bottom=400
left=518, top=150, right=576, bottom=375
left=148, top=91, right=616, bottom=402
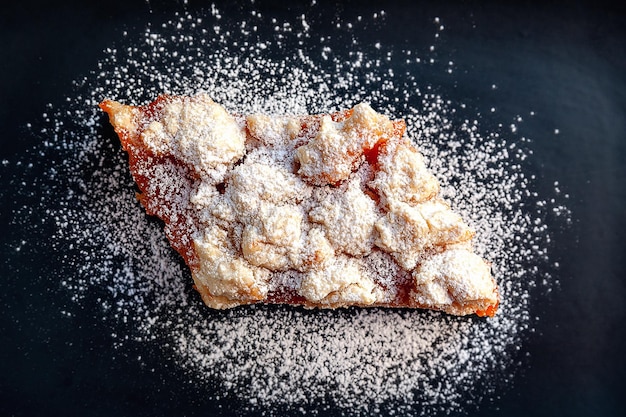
left=1, top=1, right=625, bottom=416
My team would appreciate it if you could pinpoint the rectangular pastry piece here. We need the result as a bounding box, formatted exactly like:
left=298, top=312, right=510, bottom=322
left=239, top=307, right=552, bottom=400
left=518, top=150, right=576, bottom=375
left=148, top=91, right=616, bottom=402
left=100, top=94, right=499, bottom=316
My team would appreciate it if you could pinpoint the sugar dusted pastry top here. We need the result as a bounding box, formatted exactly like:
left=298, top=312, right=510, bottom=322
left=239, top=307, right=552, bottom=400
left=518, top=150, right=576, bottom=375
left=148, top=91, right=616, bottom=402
left=100, top=93, right=499, bottom=316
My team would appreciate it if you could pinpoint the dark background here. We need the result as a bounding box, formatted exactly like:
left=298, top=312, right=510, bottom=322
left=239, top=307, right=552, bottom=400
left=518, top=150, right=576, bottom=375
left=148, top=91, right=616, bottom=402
left=1, top=0, right=625, bottom=416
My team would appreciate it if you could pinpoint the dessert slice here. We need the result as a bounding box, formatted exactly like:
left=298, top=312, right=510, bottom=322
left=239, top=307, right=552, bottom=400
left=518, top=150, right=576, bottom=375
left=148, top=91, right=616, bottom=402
left=100, top=93, right=499, bottom=316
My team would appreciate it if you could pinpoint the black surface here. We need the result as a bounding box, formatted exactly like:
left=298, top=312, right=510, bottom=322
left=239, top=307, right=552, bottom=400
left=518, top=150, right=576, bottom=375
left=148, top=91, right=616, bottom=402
left=1, top=1, right=625, bottom=416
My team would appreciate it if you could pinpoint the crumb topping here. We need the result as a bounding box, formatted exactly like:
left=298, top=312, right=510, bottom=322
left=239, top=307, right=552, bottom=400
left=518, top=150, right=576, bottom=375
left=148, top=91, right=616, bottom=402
left=299, top=256, right=378, bottom=306
left=295, top=103, right=395, bottom=185
left=140, top=95, right=246, bottom=179
left=309, top=178, right=378, bottom=257
left=413, top=249, right=496, bottom=311
left=369, top=139, right=439, bottom=206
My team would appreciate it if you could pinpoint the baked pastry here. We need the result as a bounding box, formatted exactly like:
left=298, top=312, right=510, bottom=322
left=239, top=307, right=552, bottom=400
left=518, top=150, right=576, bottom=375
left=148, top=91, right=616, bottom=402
left=100, top=94, right=499, bottom=316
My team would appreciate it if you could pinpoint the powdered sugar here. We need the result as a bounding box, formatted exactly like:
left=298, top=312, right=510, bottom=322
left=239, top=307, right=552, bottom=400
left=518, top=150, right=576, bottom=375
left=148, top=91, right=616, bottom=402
left=5, top=4, right=570, bottom=416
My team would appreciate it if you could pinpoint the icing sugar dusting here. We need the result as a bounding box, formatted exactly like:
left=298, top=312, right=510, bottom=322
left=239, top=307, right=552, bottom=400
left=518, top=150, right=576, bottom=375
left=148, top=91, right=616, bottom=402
left=5, top=4, right=570, bottom=416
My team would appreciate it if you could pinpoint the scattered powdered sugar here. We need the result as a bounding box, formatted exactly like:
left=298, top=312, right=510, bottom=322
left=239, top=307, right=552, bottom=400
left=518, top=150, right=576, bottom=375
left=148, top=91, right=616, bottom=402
left=5, top=4, right=571, bottom=416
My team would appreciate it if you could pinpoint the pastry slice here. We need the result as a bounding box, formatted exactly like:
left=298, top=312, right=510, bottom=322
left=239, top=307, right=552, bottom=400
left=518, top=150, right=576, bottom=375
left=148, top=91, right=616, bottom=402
left=100, top=94, right=499, bottom=316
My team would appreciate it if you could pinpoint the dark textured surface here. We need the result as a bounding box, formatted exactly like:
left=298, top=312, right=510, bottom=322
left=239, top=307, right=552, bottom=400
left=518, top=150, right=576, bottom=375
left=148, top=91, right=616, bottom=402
left=1, top=1, right=625, bottom=416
